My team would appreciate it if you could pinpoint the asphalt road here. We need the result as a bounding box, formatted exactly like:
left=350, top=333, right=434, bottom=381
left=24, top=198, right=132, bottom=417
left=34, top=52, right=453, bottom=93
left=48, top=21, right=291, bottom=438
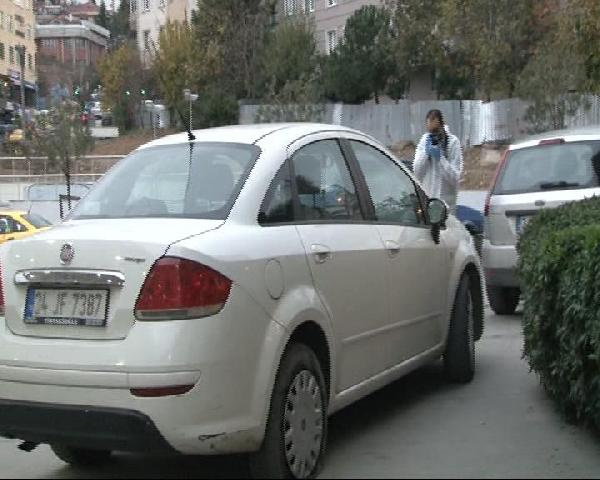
left=1, top=310, right=599, bottom=479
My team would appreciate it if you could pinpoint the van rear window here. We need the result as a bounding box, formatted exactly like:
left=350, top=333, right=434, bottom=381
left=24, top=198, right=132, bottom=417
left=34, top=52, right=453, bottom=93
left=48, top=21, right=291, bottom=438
left=495, top=141, right=600, bottom=195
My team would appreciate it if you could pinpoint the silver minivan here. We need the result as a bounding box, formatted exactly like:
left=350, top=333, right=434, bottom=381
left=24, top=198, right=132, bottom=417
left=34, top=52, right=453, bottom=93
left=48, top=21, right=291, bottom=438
left=483, top=127, right=600, bottom=314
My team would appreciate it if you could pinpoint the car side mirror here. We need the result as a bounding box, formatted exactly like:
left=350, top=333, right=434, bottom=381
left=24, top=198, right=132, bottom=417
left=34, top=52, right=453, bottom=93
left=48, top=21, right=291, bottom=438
left=427, top=198, right=449, bottom=245
left=428, top=198, right=449, bottom=225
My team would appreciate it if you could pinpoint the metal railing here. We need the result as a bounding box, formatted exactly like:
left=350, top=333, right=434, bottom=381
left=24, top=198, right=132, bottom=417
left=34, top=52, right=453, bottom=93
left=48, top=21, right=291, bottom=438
left=0, top=155, right=124, bottom=181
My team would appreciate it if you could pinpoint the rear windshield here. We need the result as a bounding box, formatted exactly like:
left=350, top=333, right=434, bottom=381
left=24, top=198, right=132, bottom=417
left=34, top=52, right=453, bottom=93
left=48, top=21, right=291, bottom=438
left=71, top=142, right=259, bottom=220
left=23, top=213, right=52, bottom=228
left=495, top=141, right=600, bottom=195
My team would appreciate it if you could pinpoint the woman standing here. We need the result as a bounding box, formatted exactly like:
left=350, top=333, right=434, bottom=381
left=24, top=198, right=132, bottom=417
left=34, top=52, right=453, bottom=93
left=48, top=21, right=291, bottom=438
left=414, top=109, right=464, bottom=213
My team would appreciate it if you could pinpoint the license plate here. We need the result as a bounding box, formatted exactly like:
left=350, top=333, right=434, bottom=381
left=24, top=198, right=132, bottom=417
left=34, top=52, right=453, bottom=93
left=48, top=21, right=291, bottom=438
left=24, top=289, right=109, bottom=327
left=516, top=215, right=532, bottom=234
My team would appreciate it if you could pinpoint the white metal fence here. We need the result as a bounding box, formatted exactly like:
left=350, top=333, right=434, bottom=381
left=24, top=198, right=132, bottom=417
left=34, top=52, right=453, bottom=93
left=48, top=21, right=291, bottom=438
left=240, top=97, right=600, bottom=147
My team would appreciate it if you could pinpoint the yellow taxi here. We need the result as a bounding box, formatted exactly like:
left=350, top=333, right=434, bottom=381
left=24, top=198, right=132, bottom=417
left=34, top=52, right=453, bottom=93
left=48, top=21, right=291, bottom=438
left=0, top=211, right=52, bottom=244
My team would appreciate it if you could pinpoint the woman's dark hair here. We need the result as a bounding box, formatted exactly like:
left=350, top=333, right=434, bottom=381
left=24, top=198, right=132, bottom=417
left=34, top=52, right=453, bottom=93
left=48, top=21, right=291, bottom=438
left=426, top=109, right=448, bottom=155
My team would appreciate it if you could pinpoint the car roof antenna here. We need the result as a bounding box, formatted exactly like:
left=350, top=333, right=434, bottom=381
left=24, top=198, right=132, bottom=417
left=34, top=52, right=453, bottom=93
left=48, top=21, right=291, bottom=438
left=175, top=105, right=195, bottom=142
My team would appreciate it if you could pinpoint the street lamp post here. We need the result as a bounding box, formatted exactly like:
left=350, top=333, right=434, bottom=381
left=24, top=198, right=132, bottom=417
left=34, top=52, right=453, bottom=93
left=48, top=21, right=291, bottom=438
left=183, top=88, right=199, bottom=130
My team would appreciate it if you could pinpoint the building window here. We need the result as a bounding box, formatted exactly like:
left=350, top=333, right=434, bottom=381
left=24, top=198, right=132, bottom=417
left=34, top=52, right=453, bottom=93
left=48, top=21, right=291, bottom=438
left=9, top=46, right=14, bottom=64
left=143, top=30, right=151, bottom=51
left=304, top=0, right=315, bottom=12
left=284, top=0, right=297, bottom=16
left=159, top=0, right=166, bottom=8
left=0, top=12, right=4, bottom=30
left=27, top=53, right=32, bottom=70
left=8, top=15, right=14, bottom=33
left=0, top=43, right=4, bottom=61
left=27, top=25, right=31, bottom=40
left=327, top=0, right=337, bottom=6
left=143, top=0, right=150, bottom=11
left=327, top=30, right=337, bottom=54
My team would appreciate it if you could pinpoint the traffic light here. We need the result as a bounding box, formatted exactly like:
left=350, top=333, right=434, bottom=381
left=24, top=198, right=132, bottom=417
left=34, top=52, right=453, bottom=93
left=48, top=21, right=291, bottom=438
left=140, top=89, right=146, bottom=96
left=125, top=90, right=131, bottom=96
left=74, top=86, right=80, bottom=96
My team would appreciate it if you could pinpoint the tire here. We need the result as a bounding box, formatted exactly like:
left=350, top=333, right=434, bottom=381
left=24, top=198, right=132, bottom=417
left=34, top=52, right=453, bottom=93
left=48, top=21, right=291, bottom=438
left=487, top=286, right=520, bottom=315
left=50, top=445, right=112, bottom=467
left=249, top=343, right=328, bottom=479
left=444, top=275, right=476, bottom=384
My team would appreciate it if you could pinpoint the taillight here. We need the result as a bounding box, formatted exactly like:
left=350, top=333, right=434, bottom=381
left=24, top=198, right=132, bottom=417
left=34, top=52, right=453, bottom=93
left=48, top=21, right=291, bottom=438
left=484, top=149, right=509, bottom=217
left=135, top=257, right=232, bottom=321
left=0, top=264, right=4, bottom=317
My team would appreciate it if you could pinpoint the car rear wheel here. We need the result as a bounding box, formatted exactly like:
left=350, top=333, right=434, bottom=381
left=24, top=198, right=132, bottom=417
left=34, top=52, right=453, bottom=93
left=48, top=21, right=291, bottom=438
left=249, top=343, right=327, bottom=479
left=444, top=275, right=476, bottom=383
left=487, top=286, right=520, bottom=315
left=50, top=445, right=112, bottom=467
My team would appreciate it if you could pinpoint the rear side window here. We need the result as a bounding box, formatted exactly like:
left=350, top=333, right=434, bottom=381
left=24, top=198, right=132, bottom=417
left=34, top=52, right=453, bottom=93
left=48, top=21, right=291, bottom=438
left=259, top=162, right=294, bottom=224
left=495, top=141, right=600, bottom=195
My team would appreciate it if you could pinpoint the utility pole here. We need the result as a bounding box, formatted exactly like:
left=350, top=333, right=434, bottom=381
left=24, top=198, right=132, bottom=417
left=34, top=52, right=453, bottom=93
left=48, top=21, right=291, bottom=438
left=15, top=45, right=26, bottom=125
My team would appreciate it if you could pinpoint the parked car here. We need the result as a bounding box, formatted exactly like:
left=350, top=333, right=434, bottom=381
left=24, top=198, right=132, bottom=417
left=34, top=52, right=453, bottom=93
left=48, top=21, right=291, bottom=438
left=483, top=127, right=600, bottom=315
left=0, top=124, right=484, bottom=479
left=0, top=210, right=52, bottom=244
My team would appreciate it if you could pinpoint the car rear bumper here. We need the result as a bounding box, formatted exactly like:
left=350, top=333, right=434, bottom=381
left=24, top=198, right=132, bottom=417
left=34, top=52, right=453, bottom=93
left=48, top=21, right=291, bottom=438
left=0, top=286, right=288, bottom=455
left=0, top=400, right=175, bottom=453
left=482, top=241, right=519, bottom=287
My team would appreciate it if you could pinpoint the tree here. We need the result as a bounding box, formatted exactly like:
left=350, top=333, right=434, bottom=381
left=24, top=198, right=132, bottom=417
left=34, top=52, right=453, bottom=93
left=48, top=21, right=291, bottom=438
left=440, top=0, right=540, bottom=100
left=258, top=18, right=320, bottom=98
left=98, top=44, right=145, bottom=131
left=559, top=0, right=600, bottom=93
left=516, top=0, right=587, bottom=132
left=388, top=0, right=440, bottom=99
left=191, top=0, right=274, bottom=100
left=152, top=21, right=199, bottom=127
left=323, top=5, right=393, bottom=104
left=31, top=102, right=93, bottom=213
left=109, top=0, right=132, bottom=47
left=97, top=0, right=109, bottom=30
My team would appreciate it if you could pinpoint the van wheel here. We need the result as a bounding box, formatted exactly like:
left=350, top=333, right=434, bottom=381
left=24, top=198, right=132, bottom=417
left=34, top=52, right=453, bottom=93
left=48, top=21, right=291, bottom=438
left=249, top=344, right=327, bottom=479
left=50, top=445, right=112, bottom=467
left=488, top=286, right=520, bottom=315
left=445, top=275, right=476, bottom=383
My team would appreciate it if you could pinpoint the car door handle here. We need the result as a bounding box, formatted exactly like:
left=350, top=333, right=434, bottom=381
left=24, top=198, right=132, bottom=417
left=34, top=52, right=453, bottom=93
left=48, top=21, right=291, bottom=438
left=6, top=237, right=14, bottom=241
left=311, top=244, right=331, bottom=264
left=385, top=240, right=401, bottom=257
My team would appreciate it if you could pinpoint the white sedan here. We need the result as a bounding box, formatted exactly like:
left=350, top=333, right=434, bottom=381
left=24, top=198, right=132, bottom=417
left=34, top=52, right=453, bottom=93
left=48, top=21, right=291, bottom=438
left=0, top=124, right=484, bottom=479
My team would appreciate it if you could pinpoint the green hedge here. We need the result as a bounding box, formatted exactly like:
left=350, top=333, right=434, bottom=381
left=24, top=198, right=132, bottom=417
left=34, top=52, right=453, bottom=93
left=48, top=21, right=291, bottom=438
left=518, top=197, right=600, bottom=429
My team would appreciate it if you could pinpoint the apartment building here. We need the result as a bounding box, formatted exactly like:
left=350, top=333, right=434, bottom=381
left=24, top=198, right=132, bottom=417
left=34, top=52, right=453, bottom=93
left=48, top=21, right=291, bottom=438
left=281, top=0, right=385, bottom=54
left=0, top=0, right=38, bottom=107
left=36, top=20, right=109, bottom=68
left=131, top=0, right=194, bottom=66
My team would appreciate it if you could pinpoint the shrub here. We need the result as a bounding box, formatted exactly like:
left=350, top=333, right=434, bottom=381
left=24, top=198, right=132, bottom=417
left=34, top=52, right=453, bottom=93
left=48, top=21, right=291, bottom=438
left=518, top=197, right=600, bottom=429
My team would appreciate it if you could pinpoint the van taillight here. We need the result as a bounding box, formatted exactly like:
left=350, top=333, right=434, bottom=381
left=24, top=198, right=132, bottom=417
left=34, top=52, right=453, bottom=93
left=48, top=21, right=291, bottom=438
left=135, top=257, right=231, bottom=321
left=485, top=149, right=509, bottom=217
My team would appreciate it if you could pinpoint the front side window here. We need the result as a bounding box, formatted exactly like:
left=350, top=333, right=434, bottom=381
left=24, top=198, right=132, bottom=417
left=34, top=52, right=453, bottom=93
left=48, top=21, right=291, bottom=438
left=350, top=140, right=424, bottom=226
left=71, top=143, right=259, bottom=220
left=292, top=140, right=362, bottom=222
